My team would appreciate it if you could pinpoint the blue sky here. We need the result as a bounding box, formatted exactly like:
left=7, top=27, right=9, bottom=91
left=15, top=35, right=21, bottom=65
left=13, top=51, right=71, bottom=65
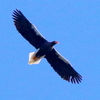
left=0, top=0, right=100, bottom=100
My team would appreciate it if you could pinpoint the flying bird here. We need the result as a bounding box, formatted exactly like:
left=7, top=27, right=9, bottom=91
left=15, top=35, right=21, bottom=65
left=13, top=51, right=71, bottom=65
left=12, top=9, right=82, bottom=84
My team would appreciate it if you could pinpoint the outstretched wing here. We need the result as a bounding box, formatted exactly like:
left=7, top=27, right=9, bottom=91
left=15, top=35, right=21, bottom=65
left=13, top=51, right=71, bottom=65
left=45, top=49, right=82, bottom=84
left=12, top=9, right=47, bottom=49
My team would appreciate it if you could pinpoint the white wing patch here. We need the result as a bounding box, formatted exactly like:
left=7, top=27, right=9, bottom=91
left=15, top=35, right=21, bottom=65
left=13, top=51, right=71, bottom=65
left=28, top=52, right=45, bottom=65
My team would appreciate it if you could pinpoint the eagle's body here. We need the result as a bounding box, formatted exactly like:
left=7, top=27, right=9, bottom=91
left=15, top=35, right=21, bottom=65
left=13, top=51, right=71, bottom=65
left=12, top=9, right=82, bottom=84
left=29, top=41, right=58, bottom=64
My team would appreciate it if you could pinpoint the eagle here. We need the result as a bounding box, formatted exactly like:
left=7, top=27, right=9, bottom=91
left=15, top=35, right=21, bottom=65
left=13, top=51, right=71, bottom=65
left=12, top=9, right=82, bottom=84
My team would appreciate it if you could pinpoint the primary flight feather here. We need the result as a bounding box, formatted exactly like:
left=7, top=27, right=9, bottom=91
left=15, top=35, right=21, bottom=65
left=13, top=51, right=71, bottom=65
left=12, top=9, right=82, bottom=84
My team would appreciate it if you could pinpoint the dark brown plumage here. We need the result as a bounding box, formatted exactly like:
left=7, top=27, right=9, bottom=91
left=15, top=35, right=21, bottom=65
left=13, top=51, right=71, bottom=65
left=12, top=9, right=82, bottom=84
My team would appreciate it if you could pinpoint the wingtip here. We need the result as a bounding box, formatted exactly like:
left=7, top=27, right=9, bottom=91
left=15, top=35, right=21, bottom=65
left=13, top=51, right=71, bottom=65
left=12, top=9, right=22, bottom=17
left=62, top=74, right=82, bottom=84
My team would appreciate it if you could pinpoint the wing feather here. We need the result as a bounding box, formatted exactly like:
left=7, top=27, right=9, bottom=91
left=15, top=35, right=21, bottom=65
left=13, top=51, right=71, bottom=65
left=45, top=49, right=82, bottom=84
left=12, top=9, right=47, bottom=49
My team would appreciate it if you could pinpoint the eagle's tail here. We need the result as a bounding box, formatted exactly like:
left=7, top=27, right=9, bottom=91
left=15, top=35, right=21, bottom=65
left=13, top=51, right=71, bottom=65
left=28, top=52, right=43, bottom=64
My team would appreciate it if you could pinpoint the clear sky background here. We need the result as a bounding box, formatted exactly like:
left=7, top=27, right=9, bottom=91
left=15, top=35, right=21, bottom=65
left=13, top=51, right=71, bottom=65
left=0, top=0, right=100, bottom=100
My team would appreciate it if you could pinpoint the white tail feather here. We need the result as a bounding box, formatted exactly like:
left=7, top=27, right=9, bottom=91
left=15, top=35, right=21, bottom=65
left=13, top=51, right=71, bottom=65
left=28, top=52, right=45, bottom=65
